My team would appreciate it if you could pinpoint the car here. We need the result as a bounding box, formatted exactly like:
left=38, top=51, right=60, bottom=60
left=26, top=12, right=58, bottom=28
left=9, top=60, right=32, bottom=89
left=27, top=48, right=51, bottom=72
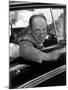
left=9, top=1, right=66, bottom=89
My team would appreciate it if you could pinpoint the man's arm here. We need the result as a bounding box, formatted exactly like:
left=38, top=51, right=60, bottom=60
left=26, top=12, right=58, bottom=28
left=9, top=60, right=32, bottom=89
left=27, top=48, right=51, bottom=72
left=19, top=41, right=60, bottom=63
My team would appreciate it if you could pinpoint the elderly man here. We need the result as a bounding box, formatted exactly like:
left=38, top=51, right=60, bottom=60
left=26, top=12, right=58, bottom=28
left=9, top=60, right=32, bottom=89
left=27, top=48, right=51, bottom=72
left=18, top=14, right=60, bottom=63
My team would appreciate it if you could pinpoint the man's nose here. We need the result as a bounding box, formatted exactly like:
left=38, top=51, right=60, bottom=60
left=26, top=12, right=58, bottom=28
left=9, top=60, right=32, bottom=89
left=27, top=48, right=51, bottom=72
left=40, top=30, right=44, bottom=33
left=40, top=33, right=44, bottom=38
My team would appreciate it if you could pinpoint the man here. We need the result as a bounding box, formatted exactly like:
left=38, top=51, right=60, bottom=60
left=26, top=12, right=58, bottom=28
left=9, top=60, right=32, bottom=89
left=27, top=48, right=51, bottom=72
left=18, top=14, right=60, bottom=63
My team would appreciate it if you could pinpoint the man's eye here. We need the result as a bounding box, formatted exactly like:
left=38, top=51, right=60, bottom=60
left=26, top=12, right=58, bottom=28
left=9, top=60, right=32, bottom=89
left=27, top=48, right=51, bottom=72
left=36, top=30, right=40, bottom=33
left=43, top=28, right=47, bottom=32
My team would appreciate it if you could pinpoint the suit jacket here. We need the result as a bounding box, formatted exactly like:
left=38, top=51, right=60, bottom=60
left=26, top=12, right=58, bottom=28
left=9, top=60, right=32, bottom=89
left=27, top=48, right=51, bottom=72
left=18, top=30, right=57, bottom=63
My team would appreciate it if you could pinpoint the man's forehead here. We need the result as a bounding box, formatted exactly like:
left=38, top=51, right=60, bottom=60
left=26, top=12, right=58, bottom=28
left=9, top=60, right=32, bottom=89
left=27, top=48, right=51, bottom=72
left=32, top=17, right=47, bottom=28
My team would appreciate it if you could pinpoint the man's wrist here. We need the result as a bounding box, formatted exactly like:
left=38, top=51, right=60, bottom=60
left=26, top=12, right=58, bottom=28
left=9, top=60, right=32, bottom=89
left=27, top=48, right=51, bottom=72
left=41, top=53, right=50, bottom=61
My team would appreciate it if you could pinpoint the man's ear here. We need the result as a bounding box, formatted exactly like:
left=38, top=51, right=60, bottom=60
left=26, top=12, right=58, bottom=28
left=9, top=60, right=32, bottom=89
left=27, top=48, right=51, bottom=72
left=28, top=30, right=31, bottom=34
left=47, top=25, right=49, bottom=34
left=27, top=26, right=32, bottom=34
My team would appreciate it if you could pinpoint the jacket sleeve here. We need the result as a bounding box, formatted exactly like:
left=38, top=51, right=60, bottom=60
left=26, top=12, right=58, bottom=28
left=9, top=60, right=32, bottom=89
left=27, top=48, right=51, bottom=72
left=19, top=41, right=49, bottom=63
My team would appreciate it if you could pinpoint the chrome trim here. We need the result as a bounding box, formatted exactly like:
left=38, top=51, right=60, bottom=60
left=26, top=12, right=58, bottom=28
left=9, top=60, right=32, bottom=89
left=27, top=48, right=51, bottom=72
left=18, top=65, right=66, bottom=88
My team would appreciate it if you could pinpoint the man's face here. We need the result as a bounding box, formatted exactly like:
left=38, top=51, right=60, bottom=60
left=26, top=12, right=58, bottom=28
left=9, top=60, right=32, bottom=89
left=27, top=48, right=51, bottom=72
left=31, top=17, right=47, bottom=44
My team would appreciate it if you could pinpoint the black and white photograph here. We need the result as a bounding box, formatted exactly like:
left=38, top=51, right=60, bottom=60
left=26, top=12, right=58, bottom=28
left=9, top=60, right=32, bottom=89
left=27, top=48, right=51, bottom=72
left=9, top=0, right=66, bottom=89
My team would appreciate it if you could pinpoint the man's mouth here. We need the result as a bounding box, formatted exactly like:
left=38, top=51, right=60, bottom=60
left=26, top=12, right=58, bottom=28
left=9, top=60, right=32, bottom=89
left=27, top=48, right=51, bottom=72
left=39, top=37, right=45, bottom=41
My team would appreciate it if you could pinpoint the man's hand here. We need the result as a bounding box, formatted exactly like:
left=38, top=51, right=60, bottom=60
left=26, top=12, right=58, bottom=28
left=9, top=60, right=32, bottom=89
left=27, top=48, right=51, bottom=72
left=48, top=50, right=61, bottom=61
left=42, top=50, right=61, bottom=61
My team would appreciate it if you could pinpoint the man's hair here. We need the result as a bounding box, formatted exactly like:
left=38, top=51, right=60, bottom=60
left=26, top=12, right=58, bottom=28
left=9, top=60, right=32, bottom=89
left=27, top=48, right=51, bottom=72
left=29, top=14, right=47, bottom=27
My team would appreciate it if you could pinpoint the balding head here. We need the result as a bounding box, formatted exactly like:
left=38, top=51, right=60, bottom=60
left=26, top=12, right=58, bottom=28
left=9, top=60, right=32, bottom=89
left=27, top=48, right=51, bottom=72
left=29, top=14, right=47, bottom=27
